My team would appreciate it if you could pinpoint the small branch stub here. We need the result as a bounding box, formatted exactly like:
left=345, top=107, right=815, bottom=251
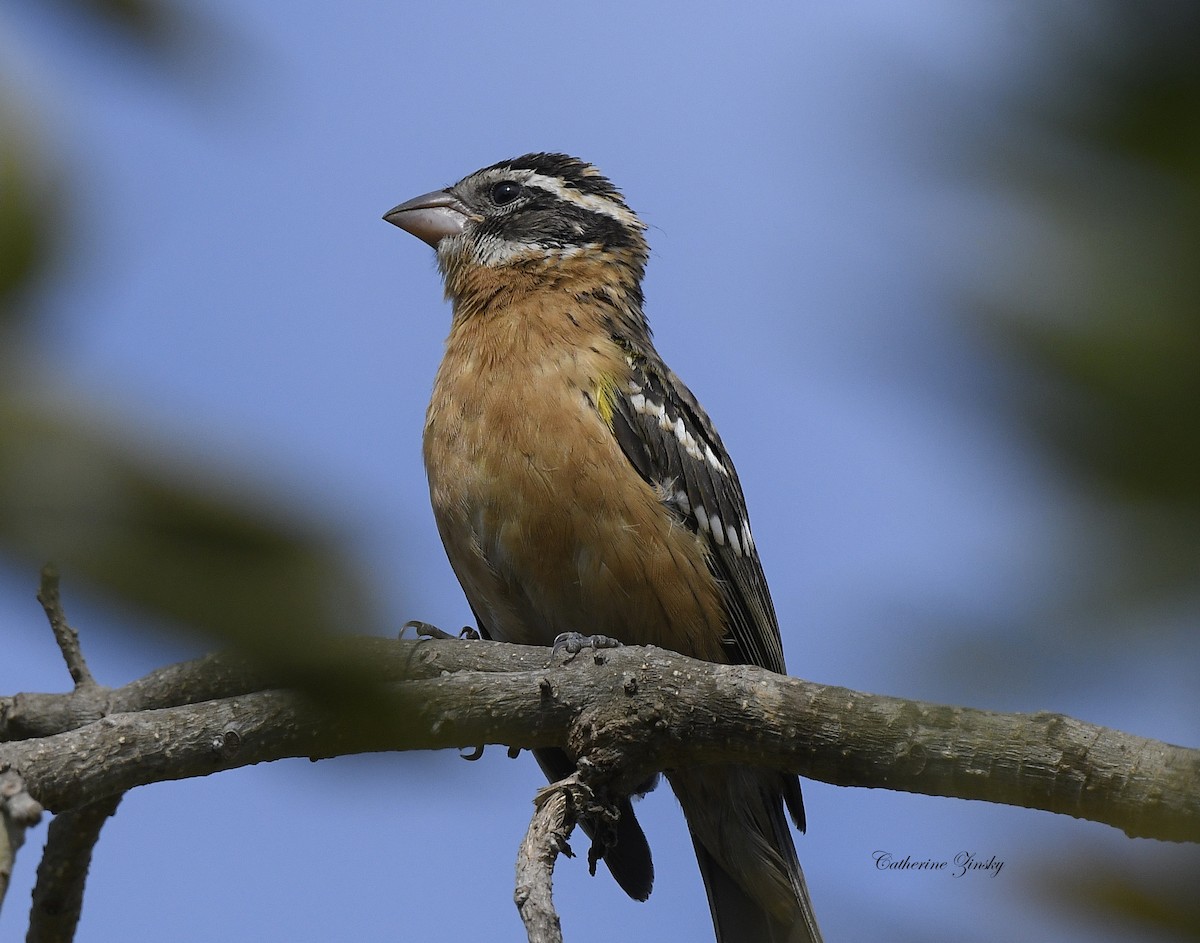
left=1, top=768, right=46, bottom=910
left=212, top=729, right=242, bottom=760
left=36, top=566, right=96, bottom=691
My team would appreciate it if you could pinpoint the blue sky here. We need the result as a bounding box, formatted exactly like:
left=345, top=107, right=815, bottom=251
left=2, top=2, right=1195, bottom=941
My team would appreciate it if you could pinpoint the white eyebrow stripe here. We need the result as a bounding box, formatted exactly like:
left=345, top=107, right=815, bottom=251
left=521, top=172, right=644, bottom=230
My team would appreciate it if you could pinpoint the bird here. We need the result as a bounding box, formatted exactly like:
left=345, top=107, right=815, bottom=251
left=384, top=153, right=823, bottom=943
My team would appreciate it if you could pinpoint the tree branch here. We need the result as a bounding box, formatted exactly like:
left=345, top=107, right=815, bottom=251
left=2, top=639, right=1196, bottom=843
left=26, top=795, right=122, bottom=943
left=20, top=568, right=124, bottom=941
left=515, top=776, right=578, bottom=943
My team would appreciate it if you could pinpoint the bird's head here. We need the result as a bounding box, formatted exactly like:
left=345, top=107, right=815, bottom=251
left=384, top=153, right=649, bottom=307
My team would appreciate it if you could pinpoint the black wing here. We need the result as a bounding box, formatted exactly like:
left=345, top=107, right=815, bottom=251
left=608, top=349, right=786, bottom=675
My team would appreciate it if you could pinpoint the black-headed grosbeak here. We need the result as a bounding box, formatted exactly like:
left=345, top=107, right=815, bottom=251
left=385, top=154, right=823, bottom=943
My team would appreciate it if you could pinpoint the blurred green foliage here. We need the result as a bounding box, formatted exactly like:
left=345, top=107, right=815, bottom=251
left=0, top=1, right=385, bottom=688
left=0, top=112, right=54, bottom=336
left=33, top=0, right=223, bottom=73
left=981, top=2, right=1200, bottom=937
left=986, top=2, right=1200, bottom=617
left=54, top=0, right=182, bottom=42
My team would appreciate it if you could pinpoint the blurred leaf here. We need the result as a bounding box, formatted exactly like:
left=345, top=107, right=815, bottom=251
left=1038, top=844, right=1200, bottom=941
left=0, top=0, right=384, bottom=705
left=0, top=105, right=58, bottom=337
left=997, top=305, right=1200, bottom=506
left=55, top=0, right=184, bottom=47
left=0, top=396, right=386, bottom=686
left=978, top=0, right=1200, bottom=610
left=34, top=0, right=212, bottom=59
left=8, top=0, right=246, bottom=93
left=1048, top=2, right=1200, bottom=193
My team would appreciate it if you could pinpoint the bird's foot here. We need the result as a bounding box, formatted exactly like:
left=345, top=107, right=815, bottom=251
left=403, top=620, right=480, bottom=641
left=550, top=632, right=623, bottom=663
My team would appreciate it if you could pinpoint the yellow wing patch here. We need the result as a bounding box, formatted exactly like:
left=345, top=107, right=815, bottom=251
left=593, top=373, right=618, bottom=430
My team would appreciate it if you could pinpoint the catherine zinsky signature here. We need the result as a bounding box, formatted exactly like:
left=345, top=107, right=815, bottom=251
left=872, top=851, right=1005, bottom=877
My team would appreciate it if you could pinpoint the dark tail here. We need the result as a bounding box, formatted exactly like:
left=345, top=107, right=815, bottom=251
left=670, top=766, right=823, bottom=943
left=533, top=746, right=654, bottom=901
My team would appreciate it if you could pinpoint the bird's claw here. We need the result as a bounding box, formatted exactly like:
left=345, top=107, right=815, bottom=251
left=404, top=620, right=480, bottom=641
left=550, top=632, right=623, bottom=663
left=403, top=620, right=454, bottom=640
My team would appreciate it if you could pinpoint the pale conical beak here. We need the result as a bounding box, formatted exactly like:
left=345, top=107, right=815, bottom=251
left=383, top=189, right=470, bottom=247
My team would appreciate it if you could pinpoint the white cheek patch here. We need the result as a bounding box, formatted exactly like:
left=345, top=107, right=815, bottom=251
left=470, top=234, right=598, bottom=268
left=470, top=233, right=542, bottom=266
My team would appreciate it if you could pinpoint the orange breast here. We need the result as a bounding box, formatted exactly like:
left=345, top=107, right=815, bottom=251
left=422, top=293, right=727, bottom=661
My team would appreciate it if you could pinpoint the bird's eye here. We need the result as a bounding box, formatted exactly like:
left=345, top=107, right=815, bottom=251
left=490, top=181, right=522, bottom=205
